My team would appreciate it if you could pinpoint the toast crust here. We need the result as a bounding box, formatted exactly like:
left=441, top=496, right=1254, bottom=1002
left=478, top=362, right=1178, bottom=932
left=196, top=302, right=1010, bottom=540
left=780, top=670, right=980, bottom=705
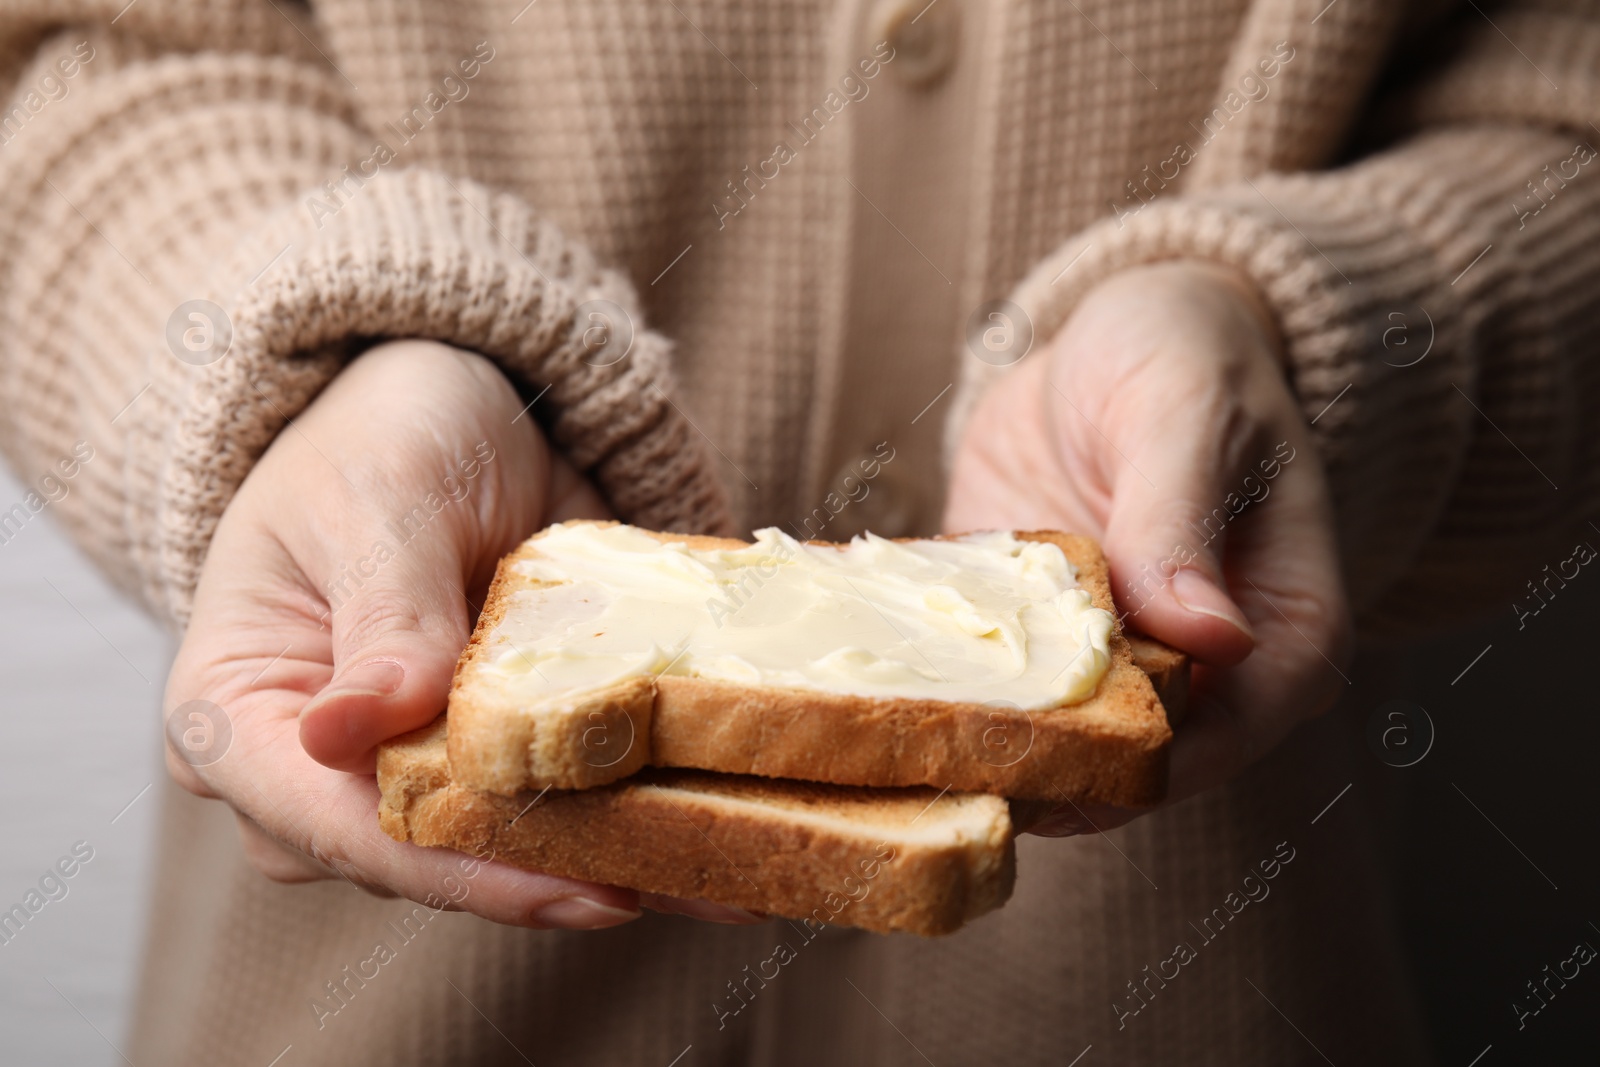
left=447, top=525, right=1173, bottom=804
left=1123, top=634, right=1190, bottom=729
left=382, top=717, right=1016, bottom=937
left=1008, top=633, right=1189, bottom=832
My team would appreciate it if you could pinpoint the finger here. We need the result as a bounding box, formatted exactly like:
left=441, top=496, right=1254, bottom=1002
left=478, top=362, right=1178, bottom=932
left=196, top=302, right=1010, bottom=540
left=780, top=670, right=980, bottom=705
left=1094, top=408, right=1257, bottom=668
left=234, top=811, right=330, bottom=884
left=163, top=743, right=222, bottom=800
left=943, top=356, right=1108, bottom=536
left=1023, top=800, right=1140, bottom=838
left=252, top=767, right=643, bottom=930
left=639, top=893, right=768, bottom=925
left=1166, top=448, right=1351, bottom=800
left=1223, top=432, right=1350, bottom=666
left=1166, top=655, right=1340, bottom=802
left=546, top=451, right=614, bottom=523
left=298, top=530, right=473, bottom=773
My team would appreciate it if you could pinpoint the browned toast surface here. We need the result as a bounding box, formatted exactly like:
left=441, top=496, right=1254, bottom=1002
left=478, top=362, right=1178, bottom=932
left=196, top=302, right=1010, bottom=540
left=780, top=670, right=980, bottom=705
left=380, top=717, right=1016, bottom=937
left=378, top=636, right=1187, bottom=932
left=447, top=524, right=1173, bottom=804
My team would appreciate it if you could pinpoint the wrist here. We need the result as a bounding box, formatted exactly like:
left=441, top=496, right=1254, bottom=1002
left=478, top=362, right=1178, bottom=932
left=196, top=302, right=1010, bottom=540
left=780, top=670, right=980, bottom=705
left=336, top=339, right=530, bottom=425
left=231, top=338, right=550, bottom=558
left=1171, top=259, right=1285, bottom=363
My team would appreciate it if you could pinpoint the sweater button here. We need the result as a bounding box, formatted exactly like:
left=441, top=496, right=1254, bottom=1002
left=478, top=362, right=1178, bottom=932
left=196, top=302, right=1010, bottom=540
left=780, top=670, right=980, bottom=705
left=870, top=0, right=959, bottom=89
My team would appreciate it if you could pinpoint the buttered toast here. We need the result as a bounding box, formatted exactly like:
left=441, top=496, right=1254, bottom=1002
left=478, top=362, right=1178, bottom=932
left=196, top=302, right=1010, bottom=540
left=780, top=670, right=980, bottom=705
left=446, top=522, right=1172, bottom=804
left=380, top=716, right=1016, bottom=936
left=376, top=636, right=1186, bottom=935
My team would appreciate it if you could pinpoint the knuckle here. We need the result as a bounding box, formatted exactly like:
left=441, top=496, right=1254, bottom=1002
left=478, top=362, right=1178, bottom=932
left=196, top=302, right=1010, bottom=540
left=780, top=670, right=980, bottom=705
left=1261, top=586, right=1352, bottom=724
left=163, top=748, right=219, bottom=799
left=244, top=852, right=316, bottom=885
left=299, top=821, right=375, bottom=890
left=1262, top=585, right=1348, bottom=654
left=234, top=816, right=323, bottom=884
left=336, top=591, right=425, bottom=652
left=232, top=807, right=378, bottom=891
left=1327, top=595, right=1356, bottom=663
left=1308, top=595, right=1354, bottom=673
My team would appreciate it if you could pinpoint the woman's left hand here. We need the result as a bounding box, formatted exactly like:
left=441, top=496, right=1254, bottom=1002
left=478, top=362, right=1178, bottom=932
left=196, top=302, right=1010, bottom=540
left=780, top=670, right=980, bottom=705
left=945, top=260, right=1353, bottom=834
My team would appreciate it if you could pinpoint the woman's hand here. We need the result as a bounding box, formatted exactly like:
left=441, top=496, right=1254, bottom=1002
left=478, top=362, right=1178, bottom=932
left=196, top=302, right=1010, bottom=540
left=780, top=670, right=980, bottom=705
left=164, top=340, right=758, bottom=928
left=946, top=261, right=1353, bottom=834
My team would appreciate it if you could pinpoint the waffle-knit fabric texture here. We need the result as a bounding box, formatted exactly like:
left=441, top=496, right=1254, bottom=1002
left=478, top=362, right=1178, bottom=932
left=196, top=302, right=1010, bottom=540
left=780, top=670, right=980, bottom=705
left=0, top=0, right=1595, bottom=1063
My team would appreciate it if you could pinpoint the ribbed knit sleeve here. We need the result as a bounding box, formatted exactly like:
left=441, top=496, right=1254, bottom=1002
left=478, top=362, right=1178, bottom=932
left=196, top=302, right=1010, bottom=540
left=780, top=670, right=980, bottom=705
left=0, top=6, right=731, bottom=627
left=980, top=126, right=1600, bottom=626
left=953, top=1, right=1600, bottom=626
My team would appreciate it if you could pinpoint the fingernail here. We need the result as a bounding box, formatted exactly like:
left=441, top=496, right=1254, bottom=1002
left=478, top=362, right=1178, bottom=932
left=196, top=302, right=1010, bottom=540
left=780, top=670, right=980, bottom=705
left=662, top=899, right=767, bottom=925
left=1028, top=813, right=1093, bottom=838
left=300, top=661, right=407, bottom=725
left=1171, top=569, right=1253, bottom=639
left=323, top=660, right=407, bottom=701
left=530, top=896, right=641, bottom=930
left=1025, top=804, right=1097, bottom=837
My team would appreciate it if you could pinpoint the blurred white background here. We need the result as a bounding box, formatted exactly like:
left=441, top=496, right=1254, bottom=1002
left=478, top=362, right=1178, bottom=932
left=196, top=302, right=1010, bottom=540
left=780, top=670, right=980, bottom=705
left=0, top=462, right=167, bottom=1064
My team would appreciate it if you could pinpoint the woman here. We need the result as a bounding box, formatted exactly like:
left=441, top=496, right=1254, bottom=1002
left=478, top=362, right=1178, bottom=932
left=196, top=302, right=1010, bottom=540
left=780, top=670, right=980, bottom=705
left=1, top=0, right=1593, bottom=1062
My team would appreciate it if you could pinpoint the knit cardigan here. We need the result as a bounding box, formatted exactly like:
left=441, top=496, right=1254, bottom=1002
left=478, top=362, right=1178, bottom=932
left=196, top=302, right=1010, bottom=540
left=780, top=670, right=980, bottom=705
left=0, top=0, right=1595, bottom=1063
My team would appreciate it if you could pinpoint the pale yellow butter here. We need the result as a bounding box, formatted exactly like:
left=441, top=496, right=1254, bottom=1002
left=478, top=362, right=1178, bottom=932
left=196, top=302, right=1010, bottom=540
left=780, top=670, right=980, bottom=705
left=481, top=521, right=1115, bottom=710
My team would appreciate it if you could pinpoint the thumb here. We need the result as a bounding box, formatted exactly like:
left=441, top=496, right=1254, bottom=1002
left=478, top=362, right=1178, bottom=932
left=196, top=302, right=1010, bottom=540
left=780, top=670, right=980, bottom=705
left=299, top=532, right=474, bottom=773
left=1101, top=434, right=1255, bottom=667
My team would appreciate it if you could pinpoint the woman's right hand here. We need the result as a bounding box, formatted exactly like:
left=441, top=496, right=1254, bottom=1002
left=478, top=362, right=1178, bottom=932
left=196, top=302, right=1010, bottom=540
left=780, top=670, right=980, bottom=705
left=164, top=339, right=758, bottom=929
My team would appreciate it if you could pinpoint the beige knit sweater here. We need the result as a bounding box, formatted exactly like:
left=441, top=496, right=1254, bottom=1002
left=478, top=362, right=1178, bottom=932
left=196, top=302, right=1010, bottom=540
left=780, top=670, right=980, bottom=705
left=2, top=0, right=1596, bottom=1063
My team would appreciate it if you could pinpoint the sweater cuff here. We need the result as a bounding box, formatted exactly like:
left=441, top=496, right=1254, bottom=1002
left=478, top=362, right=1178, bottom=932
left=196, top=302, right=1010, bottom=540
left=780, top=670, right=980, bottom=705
left=137, top=168, right=732, bottom=623
left=950, top=131, right=1583, bottom=616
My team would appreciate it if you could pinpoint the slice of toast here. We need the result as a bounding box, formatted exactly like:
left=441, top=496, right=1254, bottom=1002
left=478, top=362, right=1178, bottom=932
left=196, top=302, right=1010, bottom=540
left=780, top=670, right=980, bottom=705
left=1123, top=633, right=1190, bottom=729
left=447, top=523, right=1172, bottom=804
left=1010, top=636, right=1189, bottom=832
left=375, top=637, right=1186, bottom=935
left=378, top=716, right=1016, bottom=937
